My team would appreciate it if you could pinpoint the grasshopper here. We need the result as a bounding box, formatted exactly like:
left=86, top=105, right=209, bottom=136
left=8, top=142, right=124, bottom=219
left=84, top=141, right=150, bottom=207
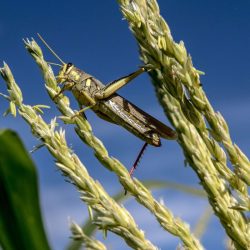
left=38, top=34, right=177, bottom=175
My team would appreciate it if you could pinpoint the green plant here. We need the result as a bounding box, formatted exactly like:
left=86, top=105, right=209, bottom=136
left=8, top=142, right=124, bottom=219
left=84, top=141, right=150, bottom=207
left=0, top=1, right=249, bottom=249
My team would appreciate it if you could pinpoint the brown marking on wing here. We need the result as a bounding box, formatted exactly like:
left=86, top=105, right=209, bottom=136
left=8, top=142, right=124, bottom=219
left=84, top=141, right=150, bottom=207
left=108, top=94, right=177, bottom=140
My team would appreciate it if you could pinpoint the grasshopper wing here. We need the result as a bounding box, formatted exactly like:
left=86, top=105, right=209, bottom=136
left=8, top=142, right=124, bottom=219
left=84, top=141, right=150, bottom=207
left=108, top=94, right=177, bottom=140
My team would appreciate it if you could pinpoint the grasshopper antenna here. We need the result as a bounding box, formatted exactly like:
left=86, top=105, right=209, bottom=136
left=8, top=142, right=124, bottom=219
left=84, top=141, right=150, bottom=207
left=37, top=33, right=65, bottom=65
left=47, top=62, right=63, bottom=67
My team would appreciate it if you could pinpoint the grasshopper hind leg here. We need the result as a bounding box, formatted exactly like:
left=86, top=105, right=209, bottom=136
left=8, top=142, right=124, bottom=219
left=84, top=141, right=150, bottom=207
left=125, top=142, right=148, bottom=195
left=129, top=142, right=148, bottom=176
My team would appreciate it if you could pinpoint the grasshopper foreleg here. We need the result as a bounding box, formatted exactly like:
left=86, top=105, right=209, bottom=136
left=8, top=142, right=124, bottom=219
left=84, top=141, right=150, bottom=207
left=53, top=82, right=75, bottom=100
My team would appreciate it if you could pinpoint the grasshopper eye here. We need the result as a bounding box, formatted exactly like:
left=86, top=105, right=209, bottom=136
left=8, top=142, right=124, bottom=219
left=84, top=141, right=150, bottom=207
left=65, top=63, right=73, bottom=74
left=66, top=63, right=73, bottom=69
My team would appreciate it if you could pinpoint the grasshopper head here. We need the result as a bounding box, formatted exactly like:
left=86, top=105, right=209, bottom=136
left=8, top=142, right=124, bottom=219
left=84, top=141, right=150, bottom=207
left=57, top=63, right=74, bottom=83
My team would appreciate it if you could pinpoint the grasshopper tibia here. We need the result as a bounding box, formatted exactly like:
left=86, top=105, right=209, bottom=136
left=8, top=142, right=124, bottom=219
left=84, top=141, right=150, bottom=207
left=129, top=142, right=148, bottom=176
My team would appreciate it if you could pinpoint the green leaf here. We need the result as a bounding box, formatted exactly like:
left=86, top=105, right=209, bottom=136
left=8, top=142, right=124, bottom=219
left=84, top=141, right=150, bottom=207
left=0, top=129, right=51, bottom=250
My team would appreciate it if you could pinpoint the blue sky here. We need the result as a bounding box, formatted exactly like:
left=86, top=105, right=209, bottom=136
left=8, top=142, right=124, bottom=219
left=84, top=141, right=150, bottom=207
left=0, top=1, right=250, bottom=249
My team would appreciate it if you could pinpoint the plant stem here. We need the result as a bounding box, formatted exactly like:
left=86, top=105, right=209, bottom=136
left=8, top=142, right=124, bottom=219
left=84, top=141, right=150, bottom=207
left=117, top=0, right=250, bottom=249
left=23, top=37, right=204, bottom=249
left=0, top=62, right=157, bottom=250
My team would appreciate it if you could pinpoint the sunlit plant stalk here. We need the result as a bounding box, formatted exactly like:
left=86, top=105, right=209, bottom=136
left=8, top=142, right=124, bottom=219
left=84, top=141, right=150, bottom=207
left=70, top=221, right=106, bottom=250
left=23, top=38, right=203, bottom=250
left=117, top=0, right=250, bottom=249
left=0, top=63, right=157, bottom=250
